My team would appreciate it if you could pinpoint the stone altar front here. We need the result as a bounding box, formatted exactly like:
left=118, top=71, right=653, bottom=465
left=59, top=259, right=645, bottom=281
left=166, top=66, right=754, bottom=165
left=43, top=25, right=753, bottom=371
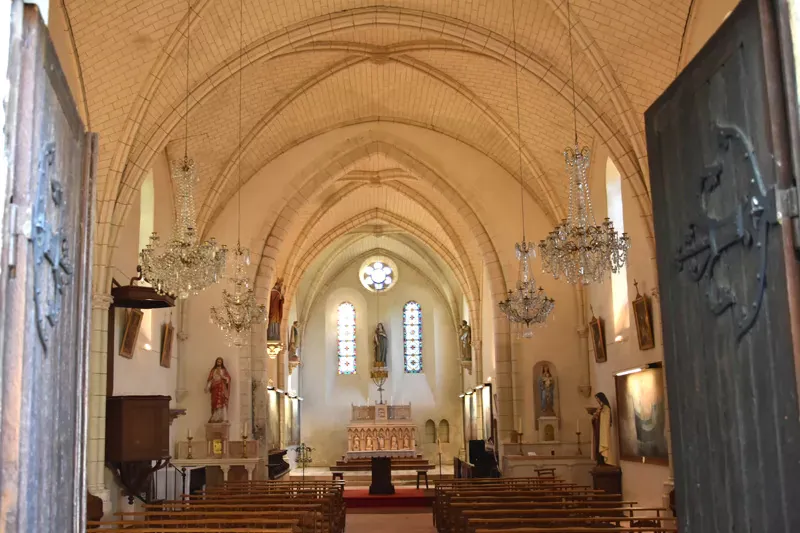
left=346, top=404, right=416, bottom=460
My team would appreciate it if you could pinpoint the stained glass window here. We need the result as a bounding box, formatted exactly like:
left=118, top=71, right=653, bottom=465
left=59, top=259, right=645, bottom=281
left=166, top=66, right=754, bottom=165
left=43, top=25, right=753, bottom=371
left=337, top=302, right=356, bottom=375
left=403, top=301, right=422, bottom=373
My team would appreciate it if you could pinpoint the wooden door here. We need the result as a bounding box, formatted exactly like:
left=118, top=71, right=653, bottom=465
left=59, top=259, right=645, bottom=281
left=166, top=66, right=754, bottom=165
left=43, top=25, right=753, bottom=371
left=646, top=0, right=800, bottom=531
left=0, top=4, right=96, bottom=532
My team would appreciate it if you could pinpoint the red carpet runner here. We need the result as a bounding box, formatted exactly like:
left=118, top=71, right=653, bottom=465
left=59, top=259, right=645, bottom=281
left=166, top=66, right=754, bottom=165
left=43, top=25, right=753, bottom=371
left=343, top=489, right=433, bottom=508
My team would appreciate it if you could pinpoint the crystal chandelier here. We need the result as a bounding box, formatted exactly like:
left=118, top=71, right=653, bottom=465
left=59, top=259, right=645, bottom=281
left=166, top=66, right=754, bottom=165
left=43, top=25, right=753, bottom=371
left=210, top=244, right=267, bottom=346
left=209, top=0, right=267, bottom=345
left=140, top=1, right=227, bottom=299
left=140, top=157, right=227, bottom=299
left=538, top=0, right=630, bottom=285
left=499, top=242, right=555, bottom=336
left=498, top=0, right=555, bottom=331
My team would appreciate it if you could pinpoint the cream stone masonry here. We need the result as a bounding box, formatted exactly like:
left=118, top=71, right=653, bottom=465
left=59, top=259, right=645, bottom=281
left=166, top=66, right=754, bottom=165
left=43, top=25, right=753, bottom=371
left=42, top=0, right=741, bottom=515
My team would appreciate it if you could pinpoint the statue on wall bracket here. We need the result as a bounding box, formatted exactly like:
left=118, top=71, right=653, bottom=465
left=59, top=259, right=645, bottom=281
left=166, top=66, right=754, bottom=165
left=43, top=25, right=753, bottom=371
left=288, top=320, right=301, bottom=375
left=459, top=320, right=473, bottom=374
left=206, top=357, right=231, bottom=423
left=267, top=278, right=284, bottom=342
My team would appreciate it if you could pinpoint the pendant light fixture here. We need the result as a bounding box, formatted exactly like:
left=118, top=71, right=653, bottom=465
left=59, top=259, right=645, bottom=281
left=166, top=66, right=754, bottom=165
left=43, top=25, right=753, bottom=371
left=209, top=0, right=267, bottom=345
left=538, top=0, right=630, bottom=285
left=497, top=0, right=555, bottom=336
left=140, top=0, right=227, bottom=299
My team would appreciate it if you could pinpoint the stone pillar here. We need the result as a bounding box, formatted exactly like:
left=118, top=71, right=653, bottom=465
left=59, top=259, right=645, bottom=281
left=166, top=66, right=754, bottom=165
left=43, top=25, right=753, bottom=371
left=87, top=292, right=113, bottom=511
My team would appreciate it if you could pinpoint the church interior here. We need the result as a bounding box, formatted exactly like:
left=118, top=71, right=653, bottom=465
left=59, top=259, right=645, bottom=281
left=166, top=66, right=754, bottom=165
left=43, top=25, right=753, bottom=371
left=5, top=0, right=800, bottom=531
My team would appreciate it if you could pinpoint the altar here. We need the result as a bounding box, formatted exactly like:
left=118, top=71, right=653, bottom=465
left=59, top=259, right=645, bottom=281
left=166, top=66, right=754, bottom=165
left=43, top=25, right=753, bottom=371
left=345, top=403, right=417, bottom=460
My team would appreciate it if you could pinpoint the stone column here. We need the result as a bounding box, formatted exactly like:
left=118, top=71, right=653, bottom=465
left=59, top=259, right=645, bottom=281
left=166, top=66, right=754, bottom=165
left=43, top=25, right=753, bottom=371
left=87, top=292, right=113, bottom=511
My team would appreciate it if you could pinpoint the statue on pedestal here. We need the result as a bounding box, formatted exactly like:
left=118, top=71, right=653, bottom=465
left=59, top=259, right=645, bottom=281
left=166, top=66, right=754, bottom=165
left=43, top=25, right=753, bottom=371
left=267, top=278, right=284, bottom=341
left=205, top=357, right=231, bottom=423
left=288, top=320, right=300, bottom=358
left=459, top=320, right=472, bottom=361
left=539, top=365, right=556, bottom=416
left=374, top=323, right=388, bottom=366
left=592, top=392, right=614, bottom=465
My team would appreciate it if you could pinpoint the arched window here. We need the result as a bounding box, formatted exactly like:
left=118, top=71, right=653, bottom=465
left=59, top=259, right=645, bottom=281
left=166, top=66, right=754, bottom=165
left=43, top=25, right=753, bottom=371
left=606, top=158, right=629, bottom=336
left=438, top=420, right=450, bottom=443
left=425, top=419, right=437, bottom=443
left=337, top=302, right=356, bottom=375
left=403, top=301, right=422, bottom=373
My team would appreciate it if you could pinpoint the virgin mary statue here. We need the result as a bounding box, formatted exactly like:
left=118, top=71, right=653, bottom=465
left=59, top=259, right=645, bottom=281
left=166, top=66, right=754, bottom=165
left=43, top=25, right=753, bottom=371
left=205, top=357, right=231, bottom=423
left=374, top=323, right=388, bottom=366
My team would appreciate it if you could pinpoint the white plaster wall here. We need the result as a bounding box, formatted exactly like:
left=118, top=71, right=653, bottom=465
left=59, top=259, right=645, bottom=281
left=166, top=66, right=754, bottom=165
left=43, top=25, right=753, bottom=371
left=299, top=258, right=463, bottom=466
left=680, top=0, right=742, bottom=70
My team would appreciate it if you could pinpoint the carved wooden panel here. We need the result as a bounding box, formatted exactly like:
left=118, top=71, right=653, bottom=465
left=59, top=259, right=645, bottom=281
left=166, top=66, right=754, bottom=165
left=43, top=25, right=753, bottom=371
left=0, top=5, right=95, bottom=532
left=646, top=0, right=800, bottom=530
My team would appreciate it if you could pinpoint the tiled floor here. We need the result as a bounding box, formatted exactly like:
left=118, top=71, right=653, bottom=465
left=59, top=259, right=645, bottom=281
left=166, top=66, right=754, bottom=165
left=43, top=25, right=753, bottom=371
left=346, top=512, right=436, bottom=532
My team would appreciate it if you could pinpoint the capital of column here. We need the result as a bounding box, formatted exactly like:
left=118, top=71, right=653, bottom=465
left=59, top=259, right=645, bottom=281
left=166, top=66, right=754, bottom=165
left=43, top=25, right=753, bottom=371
left=92, top=293, right=114, bottom=310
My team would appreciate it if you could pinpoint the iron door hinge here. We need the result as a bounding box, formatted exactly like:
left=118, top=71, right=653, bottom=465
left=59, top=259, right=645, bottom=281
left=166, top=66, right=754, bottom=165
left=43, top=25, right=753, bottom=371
left=776, top=185, right=800, bottom=250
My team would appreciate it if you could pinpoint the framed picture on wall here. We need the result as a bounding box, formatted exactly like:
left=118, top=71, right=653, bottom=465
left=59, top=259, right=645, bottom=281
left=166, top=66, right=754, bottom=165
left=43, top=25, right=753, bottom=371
left=160, top=322, right=174, bottom=368
left=589, top=316, right=607, bottom=363
left=119, top=309, right=143, bottom=358
left=632, top=292, right=655, bottom=350
left=614, top=362, right=668, bottom=464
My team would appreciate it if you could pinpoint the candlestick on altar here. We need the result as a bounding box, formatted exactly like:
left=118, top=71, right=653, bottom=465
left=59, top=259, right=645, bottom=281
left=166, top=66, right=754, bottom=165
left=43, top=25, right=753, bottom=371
left=575, top=431, right=582, bottom=455
left=517, top=431, right=524, bottom=456
left=187, top=436, right=194, bottom=459
left=242, top=433, right=249, bottom=458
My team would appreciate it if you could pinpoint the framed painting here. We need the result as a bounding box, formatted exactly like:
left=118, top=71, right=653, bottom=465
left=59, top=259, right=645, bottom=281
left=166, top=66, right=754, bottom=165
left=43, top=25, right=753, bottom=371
left=614, top=362, right=668, bottom=464
left=119, top=309, right=143, bottom=359
left=632, top=293, right=655, bottom=350
left=589, top=316, right=607, bottom=363
left=160, top=322, right=174, bottom=368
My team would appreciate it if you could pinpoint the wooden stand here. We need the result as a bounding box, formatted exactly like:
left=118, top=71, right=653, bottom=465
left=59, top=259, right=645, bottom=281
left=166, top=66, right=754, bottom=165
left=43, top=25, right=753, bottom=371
left=591, top=464, right=622, bottom=495
left=369, top=457, right=395, bottom=495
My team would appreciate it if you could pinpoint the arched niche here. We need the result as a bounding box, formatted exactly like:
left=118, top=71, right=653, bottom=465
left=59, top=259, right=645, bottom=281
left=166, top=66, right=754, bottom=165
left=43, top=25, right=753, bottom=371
left=533, top=361, right=559, bottom=431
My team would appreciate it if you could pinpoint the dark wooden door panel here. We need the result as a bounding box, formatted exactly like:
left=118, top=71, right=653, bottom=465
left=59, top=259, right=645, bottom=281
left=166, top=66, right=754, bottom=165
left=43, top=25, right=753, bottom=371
left=0, top=5, right=94, bottom=532
left=645, top=0, right=800, bottom=531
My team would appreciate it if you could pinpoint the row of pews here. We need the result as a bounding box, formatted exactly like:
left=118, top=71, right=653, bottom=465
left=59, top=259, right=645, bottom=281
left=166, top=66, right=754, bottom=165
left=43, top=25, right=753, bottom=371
left=434, top=476, right=677, bottom=533
left=87, top=480, right=346, bottom=532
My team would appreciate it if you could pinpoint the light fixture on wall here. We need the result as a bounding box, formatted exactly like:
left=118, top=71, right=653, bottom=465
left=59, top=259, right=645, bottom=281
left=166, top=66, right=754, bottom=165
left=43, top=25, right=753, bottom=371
left=497, top=0, right=555, bottom=335
left=209, top=0, right=267, bottom=345
left=538, top=0, right=630, bottom=285
left=139, top=0, right=227, bottom=299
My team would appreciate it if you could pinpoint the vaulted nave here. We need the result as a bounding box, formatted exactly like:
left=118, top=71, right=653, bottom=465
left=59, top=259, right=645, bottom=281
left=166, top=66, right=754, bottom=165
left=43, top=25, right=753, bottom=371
left=2, top=0, right=800, bottom=532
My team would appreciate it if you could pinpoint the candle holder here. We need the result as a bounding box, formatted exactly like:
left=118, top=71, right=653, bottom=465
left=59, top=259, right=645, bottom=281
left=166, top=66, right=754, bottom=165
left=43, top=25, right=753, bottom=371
left=241, top=434, right=249, bottom=458
left=517, top=431, right=524, bottom=456
left=187, top=436, right=194, bottom=459
left=575, top=431, right=582, bottom=455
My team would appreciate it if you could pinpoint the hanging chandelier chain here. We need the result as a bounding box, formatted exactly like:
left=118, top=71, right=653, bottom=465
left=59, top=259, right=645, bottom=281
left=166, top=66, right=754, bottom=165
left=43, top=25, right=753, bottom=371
left=237, top=0, right=243, bottom=245
left=184, top=0, right=191, bottom=159
left=567, top=0, right=578, bottom=147
left=511, top=0, right=526, bottom=242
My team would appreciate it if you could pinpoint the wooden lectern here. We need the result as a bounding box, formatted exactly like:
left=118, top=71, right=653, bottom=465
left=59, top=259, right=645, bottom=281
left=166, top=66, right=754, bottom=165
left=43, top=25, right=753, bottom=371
left=369, top=457, right=395, bottom=495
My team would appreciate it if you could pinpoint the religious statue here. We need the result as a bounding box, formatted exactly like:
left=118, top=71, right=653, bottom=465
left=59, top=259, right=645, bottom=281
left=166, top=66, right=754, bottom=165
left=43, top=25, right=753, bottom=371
left=287, top=320, right=300, bottom=361
left=205, top=357, right=231, bottom=423
left=403, top=435, right=410, bottom=449
left=374, top=323, right=388, bottom=366
left=592, top=392, right=614, bottom=465
left=459, top=320, right=472, bottom=361
left=267, top=278, right=284, bottom=341
left=353, top=435, right=361, bottom=451
left=366, top=435, right=374, bottom=451
left=539, top=365, right=556, bottom=416
left=390, top=435, right=398, bottom=450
